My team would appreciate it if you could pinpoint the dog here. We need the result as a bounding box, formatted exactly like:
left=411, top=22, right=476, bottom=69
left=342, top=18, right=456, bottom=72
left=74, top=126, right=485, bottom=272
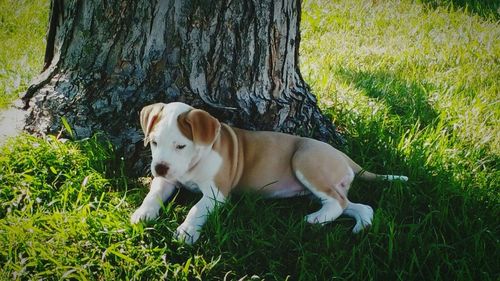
left=131, top=102, right=408, bottom=244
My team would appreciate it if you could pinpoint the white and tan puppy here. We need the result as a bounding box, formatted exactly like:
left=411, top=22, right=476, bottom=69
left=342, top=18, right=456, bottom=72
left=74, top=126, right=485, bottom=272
left=131, top=102, right=408, bottom=243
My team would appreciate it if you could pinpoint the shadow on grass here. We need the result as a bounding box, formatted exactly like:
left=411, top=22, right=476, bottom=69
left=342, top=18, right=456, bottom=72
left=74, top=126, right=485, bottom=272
left=336, top=68, right=439, bottom=129
left=326, top=118, right=497, bottom=280
left=420, top=0, right=499, bottom=20
left=304, top=67, right=500, bottom=279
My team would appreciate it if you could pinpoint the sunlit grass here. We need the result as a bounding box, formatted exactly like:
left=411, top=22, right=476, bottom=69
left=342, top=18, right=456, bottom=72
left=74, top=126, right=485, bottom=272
left=301, top=0, right=499, bottom=153
left=0, top=0, right=49, bottom=108
left=0, top=0, right=498, bottom=280
left=300, top=0, right=499, bottom=279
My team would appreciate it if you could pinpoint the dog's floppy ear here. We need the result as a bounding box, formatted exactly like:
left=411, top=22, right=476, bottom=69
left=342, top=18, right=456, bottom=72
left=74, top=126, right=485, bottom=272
left=177, top=109, right=221, bottom=145
left=140, top=103, right=165, bottom=146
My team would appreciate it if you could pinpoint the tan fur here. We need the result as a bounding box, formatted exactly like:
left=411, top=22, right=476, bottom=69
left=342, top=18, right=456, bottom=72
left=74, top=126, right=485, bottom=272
left=133, top=102, right=408, bottom=241
left=140, top=103, right=165, bottom=146
left=290, top=140, right=352, bottom=208
left=177, top=109, right=221, bottom=145
left=229, top=128, right=301, bottom=191
left=212, top=124, right=243, bottom=196
left=212, top=125, right=352, bottom=206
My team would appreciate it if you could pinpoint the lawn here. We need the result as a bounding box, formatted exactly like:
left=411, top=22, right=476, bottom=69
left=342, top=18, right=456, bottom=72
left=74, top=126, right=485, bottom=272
left=1, top=0, right=499, bottom=280
left=0, top=0, right=49, bottom=108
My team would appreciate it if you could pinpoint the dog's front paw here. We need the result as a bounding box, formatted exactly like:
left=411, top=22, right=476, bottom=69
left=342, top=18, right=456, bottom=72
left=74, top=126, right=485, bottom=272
left=174, top=222, right=200, bottom=244
left=130, top=206, right=159, bottom=224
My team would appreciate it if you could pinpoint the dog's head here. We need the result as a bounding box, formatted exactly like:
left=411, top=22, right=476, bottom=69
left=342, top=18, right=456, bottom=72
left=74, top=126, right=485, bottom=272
left=140, top=102, right=221, bottom=181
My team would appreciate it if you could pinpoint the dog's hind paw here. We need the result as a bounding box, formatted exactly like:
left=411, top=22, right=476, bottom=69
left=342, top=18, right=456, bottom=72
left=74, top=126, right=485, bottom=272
left=351, top=204, right=373, bottom=234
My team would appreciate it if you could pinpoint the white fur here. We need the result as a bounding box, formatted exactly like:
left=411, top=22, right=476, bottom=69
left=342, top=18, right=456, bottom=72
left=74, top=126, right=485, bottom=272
left=148, top=103, right=199, bottom=181
left=132, top=102, right=224, bottom=244
left=174, top=181, right=225, bottom=243
left=179, top=150, right=223, bottom=184
left=383, top=175, right=409, bottom=182
left=342, top=202, right=374, bottom=233
left=295, top=170, right=374, bottom=233
left=295, top=171, right=344, bottom=224
left=132, top=102, right=406, bottom=243
left=130, top=177, right=176, bottom=223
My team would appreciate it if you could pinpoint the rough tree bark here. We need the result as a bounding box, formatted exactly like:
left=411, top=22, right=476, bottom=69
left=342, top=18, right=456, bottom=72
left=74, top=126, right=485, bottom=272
left=23, top=0, right=343, bottom=171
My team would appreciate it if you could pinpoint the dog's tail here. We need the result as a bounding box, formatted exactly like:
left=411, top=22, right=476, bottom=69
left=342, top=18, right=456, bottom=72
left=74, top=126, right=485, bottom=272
left=341, top=152, right=408, bottom=182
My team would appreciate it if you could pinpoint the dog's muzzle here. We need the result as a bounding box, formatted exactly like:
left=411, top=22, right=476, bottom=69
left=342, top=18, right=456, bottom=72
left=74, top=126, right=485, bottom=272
left=154, top=162, right=170, bottom=177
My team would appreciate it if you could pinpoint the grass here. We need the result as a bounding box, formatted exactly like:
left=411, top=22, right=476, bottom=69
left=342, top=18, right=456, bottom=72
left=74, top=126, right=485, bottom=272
left=0, top=0, right=49, bottom=108
left=1, top=0, right=499, bottom=280
left=419, top=0, right=500, bottom=19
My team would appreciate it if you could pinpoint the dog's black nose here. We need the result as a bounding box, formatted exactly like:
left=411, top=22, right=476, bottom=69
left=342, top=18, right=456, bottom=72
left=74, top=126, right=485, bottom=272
left=155, top=163, right=169, bottom=176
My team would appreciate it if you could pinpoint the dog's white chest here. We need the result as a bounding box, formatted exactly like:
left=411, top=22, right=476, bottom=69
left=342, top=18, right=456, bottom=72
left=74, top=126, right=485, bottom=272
left=178, top=150, right=222, bottom=185
left=181, top=181, right=201, bottom=192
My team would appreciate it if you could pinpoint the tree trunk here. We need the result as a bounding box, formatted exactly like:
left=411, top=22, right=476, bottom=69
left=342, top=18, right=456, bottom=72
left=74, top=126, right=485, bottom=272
left=23, top=0, right=343, bottom=171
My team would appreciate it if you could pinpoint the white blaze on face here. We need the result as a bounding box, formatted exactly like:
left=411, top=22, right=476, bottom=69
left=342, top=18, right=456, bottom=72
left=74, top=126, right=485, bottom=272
left=147, top=103, right=197, bottom=181
left=143, top=102, right=221, bottom=183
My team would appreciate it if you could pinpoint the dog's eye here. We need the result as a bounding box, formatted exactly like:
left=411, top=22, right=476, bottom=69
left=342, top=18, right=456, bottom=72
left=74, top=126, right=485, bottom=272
left=151, top=141, right=158, bottom=147
left=176, top=144, right=186, bottom=150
